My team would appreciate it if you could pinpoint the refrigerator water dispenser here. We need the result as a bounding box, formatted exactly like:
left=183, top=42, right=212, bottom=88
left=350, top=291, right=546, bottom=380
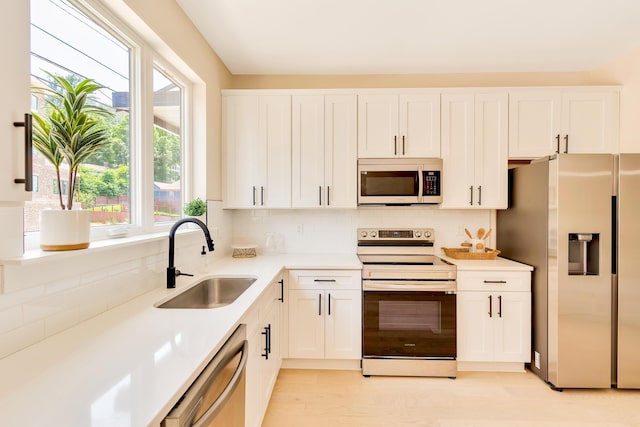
left=568, top=233, right=599, bottom=275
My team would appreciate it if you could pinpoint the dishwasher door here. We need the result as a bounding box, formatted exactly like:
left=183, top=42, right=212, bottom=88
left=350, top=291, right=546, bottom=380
left=162, top=324, right=248, bottom=427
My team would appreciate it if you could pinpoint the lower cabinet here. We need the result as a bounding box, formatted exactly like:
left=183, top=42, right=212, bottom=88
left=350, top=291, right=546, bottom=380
left=245, top=272, right=284, bottom=427
left=288, top=270, right=361, bottom=360
left=456, top=270, right=531, bottom=371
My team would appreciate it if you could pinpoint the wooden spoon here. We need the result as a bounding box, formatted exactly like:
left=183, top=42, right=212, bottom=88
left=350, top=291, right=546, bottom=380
left=483, top=228, right=493, bottom=240
left=464, top=228, right=473, bottom=239
left=477, top=227, right=485, bottom=239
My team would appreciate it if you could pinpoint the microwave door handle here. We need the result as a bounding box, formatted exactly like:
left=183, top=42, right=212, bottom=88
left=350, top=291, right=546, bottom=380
left=417, top=168, right=423, bottom=202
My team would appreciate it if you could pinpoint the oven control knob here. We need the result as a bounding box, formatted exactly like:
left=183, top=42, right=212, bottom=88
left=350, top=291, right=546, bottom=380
left=414, top=231, right=422, bottom=238
left=370, top=230, right=377, bottom=238
left=360, top=230, right=368, bottom=238
left=424, top=230, right=432, bottom=238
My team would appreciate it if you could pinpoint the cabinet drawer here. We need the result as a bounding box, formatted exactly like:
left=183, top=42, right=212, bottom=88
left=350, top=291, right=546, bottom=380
left=288, top=270, right=361, bottom=290
left=457, top=271, right=530, bottom=292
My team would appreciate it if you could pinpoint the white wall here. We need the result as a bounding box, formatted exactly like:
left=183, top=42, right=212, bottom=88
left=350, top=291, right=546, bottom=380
left=231, top=207, right=493, bottom=255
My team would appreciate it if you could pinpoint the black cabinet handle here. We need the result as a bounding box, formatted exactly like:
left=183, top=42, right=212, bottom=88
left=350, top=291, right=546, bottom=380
left=13, top=113, right=33, bottom=192
left=328, top=293, right=331, bottom=316
left=319, top=185, right=322, bottom=206
left=327, top=186, right=330, bottom=206
left=314, top=279, right=336, bottom=282
left=478, top=185, right=482, bottom=206
left=252, top=186, right=256, bottom=206
left=402, top=135, right=405, bottom=155
left=318, top=293, right=322, bottom=316
left=556, top=134, right=560, bottom=153
left=277, top=279, right=284, bottom=303
left=498, top=295, right=502, bottom=318
left=394, top=135, right=397, bottom=155
left=260, top=186, right=264, bottom=206
left=483, top=280, right=507, bottom=284
left=488, top=295, right=493, bottom=318
left=564, top=135, right=569, bottom=153
left=261, top=324, right=270, bottom=359
left=469, top=186, right=474, bottom=206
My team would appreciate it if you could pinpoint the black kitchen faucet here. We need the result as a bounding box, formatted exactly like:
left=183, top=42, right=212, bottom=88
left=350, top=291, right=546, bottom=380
left=167, top=217, right=215, bottom=288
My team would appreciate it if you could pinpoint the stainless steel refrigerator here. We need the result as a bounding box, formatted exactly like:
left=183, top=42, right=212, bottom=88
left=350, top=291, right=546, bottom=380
left=497, top=153, right=640, bottom=389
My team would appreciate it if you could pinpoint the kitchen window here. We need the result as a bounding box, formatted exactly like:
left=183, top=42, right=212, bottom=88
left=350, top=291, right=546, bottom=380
left=25, top=0, right=193, bottom=246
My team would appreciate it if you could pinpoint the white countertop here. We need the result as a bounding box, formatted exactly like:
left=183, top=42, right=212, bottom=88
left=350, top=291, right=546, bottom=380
left=439, top=254, right=533, bottom=271
left=0, top=253, right=361, bottom=427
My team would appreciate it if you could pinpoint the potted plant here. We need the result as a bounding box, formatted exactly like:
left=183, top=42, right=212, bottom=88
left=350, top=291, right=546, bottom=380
left=184, top=197, right=207, bottom=220
left=32, top=72, right=113, bottom=251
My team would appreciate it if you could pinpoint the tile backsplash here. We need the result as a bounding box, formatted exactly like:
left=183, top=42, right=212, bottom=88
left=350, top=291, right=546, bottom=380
left=0, top=202, right=490, bottom=359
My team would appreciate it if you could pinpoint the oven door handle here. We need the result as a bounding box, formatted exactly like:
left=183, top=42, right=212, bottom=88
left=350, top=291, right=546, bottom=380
left=363, top=281, right=456, bottom=292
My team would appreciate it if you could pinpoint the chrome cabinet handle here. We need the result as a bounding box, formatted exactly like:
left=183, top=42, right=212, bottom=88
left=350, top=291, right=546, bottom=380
left=564, top=135, right=569, bottom=153
left=498, top=295, right=502, bottom=318
left=13, top=113, right=33, bottom=192
left=555, top=134, right=560, bottom=153
left=478, top=186, right=482, bottom=206
left=469, top=186, right=474, bottom=206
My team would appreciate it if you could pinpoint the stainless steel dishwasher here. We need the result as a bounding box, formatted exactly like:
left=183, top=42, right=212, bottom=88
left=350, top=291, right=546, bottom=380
left=162, top=324, right=248, bottom=427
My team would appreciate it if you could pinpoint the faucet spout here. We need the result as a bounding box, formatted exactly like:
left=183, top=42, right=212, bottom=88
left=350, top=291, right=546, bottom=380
left=167, top=217, right=215, bottom=288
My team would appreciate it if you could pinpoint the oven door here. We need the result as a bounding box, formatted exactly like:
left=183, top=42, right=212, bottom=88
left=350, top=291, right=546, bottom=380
left=363, top=291, right=456, bottom=359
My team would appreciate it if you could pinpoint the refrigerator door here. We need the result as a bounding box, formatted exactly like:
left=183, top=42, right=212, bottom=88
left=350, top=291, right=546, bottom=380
left=548, top=154, right=613, bottom=389
left=617, top=154, right=640, bottom=389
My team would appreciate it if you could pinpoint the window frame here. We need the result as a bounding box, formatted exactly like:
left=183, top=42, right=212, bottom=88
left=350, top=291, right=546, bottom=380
left=25, top=0, right=195, bottom=249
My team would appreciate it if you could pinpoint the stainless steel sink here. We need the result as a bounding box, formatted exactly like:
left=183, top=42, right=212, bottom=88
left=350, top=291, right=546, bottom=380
left=156, top=276, right=257, bottom=309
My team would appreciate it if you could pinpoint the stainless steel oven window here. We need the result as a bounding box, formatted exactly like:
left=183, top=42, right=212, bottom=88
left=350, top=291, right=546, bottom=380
left=378, top=300, right=441, bottom=333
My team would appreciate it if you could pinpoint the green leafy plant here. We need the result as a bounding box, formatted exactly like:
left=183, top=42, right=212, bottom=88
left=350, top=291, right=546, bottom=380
left=184, top=197, right=207, bottom=216
left=32, top=72, right=114, bottom=210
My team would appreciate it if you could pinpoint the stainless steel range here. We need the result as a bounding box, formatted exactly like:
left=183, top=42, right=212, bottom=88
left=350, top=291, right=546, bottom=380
left=358, top=228, right=457, bottom=378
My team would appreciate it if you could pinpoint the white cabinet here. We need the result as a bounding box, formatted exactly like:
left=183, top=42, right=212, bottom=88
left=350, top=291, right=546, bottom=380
left=441, top=92, right=508, bottom=209
left=509, top=89, right=619, bottom=158
left=222, top=94, right=291, bottom=208
left=457, top=271, right=531, bottom=371
left=358, top=93, right=440, bottom=158
left=0, top=1, right=31, bottom=204
left=288, top=270, right=361, bottom=359
left=291, top=94, right=357, bottom=208
left=244, top=273, right=284, bottom=427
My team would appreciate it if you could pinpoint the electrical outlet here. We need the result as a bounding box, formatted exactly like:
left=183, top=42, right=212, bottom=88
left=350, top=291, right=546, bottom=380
left=534, top=351, right=541, bottom=370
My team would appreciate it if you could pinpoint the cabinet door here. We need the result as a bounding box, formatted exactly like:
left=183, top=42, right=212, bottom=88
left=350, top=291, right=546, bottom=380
left=508, top=91, right=561, bottom=159
left=1, top=1, right=31, bottom=204
left=260, top=96, right=291, bottom=208
left=440, top=93, right=475, bottom=208
left=222, top=95, right=261, bottom=208
left=288, top=289, right=325, bottom=358
left=474, top=93, right=508, bottom=209
left=258, top=300, right=280, bottom=415
left=494, top=292, right=531, bottom=363
left=399, top=94, right=441, bottom=157
left=457, top=291, right=493, bottom=362
left=358, top=94, right=399, bottom=157
left=324, top=290, right=361, bottom=359
left=292, top=95, right=325, bottom=208
left=561, top=91, right=618, bottom=154
left=325, top=95, right=357, bottom=208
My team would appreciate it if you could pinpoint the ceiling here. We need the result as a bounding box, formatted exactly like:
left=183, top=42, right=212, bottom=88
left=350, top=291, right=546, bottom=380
left=176, top=0, right=640, bottom=75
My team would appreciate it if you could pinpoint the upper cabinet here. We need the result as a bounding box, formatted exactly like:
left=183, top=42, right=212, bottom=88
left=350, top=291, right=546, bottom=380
left=509, top=88, right=619, bottom=159
left=358, top=93, right=440, bottom=158
left=222, top=94, right=291, bottom=209
left=291, top=94, right=357, bottom=208
left=1, top=1, right=31, bottom=204
left=441, top=92, right=508, bottom=209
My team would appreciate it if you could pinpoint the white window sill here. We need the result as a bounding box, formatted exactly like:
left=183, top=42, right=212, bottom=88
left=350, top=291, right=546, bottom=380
left=0, top=229, right=198, bottom=266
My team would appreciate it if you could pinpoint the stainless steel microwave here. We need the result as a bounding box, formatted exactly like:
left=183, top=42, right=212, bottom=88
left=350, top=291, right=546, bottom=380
left=358, top=158, right=443, bottom=205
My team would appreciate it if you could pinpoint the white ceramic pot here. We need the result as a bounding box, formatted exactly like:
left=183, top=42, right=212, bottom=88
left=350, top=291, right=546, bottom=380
left=40, top=210, right=91, bottom=251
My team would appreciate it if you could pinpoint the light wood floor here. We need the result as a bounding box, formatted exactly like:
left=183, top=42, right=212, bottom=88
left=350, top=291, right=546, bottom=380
left=262, top=369, right=640, bottom=427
